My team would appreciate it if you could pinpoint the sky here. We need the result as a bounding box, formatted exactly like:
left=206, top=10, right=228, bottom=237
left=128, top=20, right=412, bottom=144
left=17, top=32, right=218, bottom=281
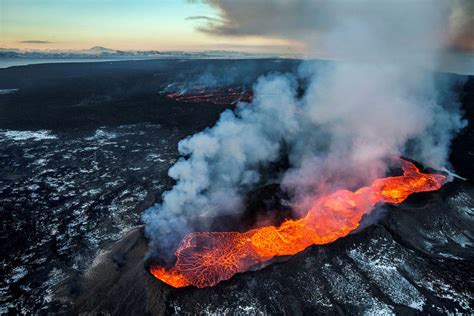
left=0, top=0, right=298, bottom=53
left=0, top=0, right=472, bottom=57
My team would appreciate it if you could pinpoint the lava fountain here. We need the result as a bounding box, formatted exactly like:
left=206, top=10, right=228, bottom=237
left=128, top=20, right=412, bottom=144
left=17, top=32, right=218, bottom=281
left=149, top=159, right=446, bottom=288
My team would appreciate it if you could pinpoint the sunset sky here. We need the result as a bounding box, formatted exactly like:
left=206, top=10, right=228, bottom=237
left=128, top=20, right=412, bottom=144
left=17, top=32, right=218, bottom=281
left=1, top=0, right=472, bottom=57
left=0, top=0, right=298, bottom=53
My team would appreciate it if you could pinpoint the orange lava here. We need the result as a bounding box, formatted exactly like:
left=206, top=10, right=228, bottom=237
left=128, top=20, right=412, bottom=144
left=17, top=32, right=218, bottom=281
left=150, top=159, right=446, bottom=288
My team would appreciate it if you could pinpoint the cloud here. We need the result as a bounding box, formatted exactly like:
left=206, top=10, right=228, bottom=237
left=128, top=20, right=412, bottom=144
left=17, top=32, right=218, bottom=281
left=449, top=0, right=474, bottom=51
left=20, top=40, right=53, bottom=44
left=193, top=0, right=474, bottom=54
left=185, top=15, right=222, bottom=23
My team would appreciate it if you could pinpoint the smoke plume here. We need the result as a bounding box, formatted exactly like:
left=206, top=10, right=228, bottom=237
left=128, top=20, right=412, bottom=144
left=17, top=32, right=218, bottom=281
left=144, top=0, right=467, bottom=259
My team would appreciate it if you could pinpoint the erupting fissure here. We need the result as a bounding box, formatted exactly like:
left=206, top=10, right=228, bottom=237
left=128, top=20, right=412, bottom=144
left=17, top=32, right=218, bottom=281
left=149, top=159, right=446, bottom=288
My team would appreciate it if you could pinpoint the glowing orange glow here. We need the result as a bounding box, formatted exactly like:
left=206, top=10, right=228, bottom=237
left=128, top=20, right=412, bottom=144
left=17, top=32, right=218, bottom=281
left=150, top=159, right=446, bottom=288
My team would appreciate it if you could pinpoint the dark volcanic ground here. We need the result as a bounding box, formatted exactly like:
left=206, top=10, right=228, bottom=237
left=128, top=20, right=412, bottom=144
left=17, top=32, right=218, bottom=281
left=0, top=59, right=473, bottom=314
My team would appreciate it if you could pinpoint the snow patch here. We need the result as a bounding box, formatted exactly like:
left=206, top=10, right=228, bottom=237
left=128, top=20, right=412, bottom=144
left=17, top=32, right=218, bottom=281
left=0, top=88, right=19, bottom=95
left=9, top=266, right=28, bottom=283
left=1, top=130, right=57, bottom=141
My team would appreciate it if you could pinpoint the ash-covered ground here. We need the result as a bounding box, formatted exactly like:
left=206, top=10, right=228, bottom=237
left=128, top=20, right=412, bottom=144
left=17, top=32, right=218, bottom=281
left=0, top=59, right=473, bottom=314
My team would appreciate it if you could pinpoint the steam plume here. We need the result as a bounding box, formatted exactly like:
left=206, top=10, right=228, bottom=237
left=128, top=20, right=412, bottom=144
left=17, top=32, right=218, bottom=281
left=144, top=1, right=467, bottom=259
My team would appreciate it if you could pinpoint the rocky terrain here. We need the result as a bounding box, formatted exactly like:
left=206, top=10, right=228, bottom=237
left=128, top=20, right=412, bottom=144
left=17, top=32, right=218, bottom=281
left=0, top=124, right=182, bottom=313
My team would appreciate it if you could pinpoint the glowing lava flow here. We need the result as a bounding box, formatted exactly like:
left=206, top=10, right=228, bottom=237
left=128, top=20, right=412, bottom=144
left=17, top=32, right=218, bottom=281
left=150, top=159, right=446, bottom=288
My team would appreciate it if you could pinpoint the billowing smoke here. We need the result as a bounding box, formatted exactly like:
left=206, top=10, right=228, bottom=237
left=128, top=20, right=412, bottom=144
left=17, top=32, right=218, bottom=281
left=144, top=0, right=468, bottom=259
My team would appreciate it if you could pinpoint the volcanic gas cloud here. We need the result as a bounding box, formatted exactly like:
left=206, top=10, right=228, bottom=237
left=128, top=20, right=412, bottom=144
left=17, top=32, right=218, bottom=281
left=150, top=159, right=446, bottom=288
left=143, top=0, right=467, bottom=290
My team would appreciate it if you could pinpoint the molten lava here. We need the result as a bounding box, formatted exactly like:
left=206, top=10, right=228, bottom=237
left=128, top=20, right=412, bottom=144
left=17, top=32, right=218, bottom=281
left=150, top=159, right=446, bottom=288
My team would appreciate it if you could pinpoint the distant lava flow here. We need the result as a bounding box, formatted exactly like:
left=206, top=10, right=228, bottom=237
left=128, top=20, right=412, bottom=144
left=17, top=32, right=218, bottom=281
left=165, top=87, right=253, bottom=105
left=150, top=159, right=446, bottom=288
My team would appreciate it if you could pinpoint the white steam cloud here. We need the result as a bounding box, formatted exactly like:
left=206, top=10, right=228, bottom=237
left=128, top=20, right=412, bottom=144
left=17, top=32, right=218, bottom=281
left=144, top=0, right=467, bottom=259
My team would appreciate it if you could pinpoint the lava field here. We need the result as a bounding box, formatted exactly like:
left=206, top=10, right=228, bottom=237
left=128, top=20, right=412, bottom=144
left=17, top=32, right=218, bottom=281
left=0, top=59, right=472, bottom=314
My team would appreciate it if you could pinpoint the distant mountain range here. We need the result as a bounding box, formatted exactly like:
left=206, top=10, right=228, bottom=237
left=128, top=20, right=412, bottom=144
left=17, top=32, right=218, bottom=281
left=0, top=46, right=299, bottom=60
left=1, top=46, right=472, bottom=75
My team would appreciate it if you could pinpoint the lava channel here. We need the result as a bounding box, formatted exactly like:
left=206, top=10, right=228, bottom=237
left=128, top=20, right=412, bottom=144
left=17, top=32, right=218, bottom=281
left=150, top=159, right=446, bottom=288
